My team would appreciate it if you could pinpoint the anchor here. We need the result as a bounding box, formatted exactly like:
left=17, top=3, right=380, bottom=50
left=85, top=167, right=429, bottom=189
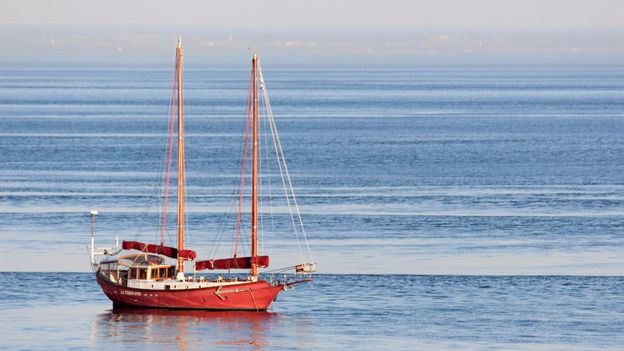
left=214, top=286, right=227, bottom=301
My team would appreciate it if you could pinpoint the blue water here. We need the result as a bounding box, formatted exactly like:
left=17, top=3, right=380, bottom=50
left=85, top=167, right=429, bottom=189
left=1, top=65, right=624, bottom=348
left=0, top=273, right=623, bottom=350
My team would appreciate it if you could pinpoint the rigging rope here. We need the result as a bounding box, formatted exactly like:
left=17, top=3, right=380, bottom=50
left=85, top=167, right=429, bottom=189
left=258, top=60, right=314, bottom=264
left=233, top=68, right=254, bottom=257
left=260, top=87, right=276, bottom=254
left=136, top=50, right=178, bottom=248
left=161, top=57, right=178, bottom=246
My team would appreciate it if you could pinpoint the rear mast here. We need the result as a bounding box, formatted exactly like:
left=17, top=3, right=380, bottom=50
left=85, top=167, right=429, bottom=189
left=176, top=37, right=186, bottom=279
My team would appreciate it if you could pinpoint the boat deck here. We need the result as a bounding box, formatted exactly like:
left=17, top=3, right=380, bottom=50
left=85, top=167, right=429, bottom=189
left=126, top=278, right=254, bottom=291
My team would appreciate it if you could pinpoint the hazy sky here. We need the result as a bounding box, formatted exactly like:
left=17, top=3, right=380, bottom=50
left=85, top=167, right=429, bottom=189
left=2, top=0, right=624, bottom=29
left=1, top=1, right=624, bottom=64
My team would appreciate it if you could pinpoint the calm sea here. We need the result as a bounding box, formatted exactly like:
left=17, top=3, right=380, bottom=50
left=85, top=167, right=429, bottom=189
left=0, top=65, right=623, bottom=349
left=1, top=273, right=622, bottom=350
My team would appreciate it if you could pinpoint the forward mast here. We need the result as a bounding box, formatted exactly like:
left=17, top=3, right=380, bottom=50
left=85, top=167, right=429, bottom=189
left=251, top=54, right=259, bottom=278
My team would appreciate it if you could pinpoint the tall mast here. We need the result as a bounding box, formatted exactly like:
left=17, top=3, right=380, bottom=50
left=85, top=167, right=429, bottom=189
left=176, top=38, right=186, bottom=277
left=251, top=54, right=259, bottom=278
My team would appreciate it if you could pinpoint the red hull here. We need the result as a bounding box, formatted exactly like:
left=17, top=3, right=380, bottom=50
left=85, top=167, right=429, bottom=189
left=96, top=274, right=284, bottom=311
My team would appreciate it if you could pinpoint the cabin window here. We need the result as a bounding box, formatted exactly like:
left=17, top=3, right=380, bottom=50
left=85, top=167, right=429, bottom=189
left=128, top=268, right=137, bottom=279
left=139, top=269, right=147, bottom=280
left=159, top=268, right=166, bottom=280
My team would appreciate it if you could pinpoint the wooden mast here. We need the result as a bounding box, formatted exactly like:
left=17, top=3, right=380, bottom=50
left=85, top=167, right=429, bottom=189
left=176, top=38, right=186, bottom=277
left=251, top=54, right=259, bottom=278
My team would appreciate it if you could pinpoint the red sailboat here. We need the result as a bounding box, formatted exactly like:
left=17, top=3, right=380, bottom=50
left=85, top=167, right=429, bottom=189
left=90, top=38, right=315, bottom=311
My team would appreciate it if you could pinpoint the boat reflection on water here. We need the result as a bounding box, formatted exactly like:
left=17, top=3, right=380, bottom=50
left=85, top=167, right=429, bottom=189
left=93, top=307, right=278, bottom=350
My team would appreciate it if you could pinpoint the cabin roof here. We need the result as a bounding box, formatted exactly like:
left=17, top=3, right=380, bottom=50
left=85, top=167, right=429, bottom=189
left=118, top=253, right=167, bottom=268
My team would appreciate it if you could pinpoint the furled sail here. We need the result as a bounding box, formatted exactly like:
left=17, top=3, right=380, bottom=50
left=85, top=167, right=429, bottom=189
left=195, top=256, right=269, bottom=270
left=122, top=240, right=196, bottom=260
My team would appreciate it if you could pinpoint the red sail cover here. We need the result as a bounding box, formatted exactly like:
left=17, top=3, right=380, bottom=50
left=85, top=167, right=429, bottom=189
left=195, top=256, right=269, bottom=270
left=121, top=241, right=196, bottom=260
left=179, top=249, right=197, bottom=260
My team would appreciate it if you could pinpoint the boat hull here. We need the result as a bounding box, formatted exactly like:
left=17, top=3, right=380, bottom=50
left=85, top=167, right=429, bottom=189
left=96, top=274, right=284, bottom=311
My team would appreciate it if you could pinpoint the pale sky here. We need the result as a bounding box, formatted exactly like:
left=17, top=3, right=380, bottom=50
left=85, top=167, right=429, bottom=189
left=1, top=0, right=624, bottom=64
left=2, top=0, right=623, bottom=29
